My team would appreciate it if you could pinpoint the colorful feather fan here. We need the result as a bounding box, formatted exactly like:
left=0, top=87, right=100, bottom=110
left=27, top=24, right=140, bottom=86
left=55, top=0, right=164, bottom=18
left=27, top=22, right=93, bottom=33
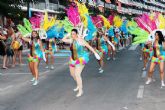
left=107, top=27, right=114, bottom=37
left=17, top=18, right=32, bottom=37
left=85, top=15, right=97, bottom=41
left=157, top=13, right=165, bottom=29
left=29, top=13, right=43, bottom=29
left=113, top=16, right=122, bottom=28
left=41, top=12, right=56, bottom=31
left=99, top=15, right=111, bottom=29
left=108, top=15, right=114, bottom=25
left=120, top=20, right=128, bottom=34
left=91, top=16, right=103, bottom=28
left=127, top=20, right=149, bottom=44
left=62, top=17, right=74, bottom=33
left=66, top=3, right=81, bottom=27
left=76, top=2, right=89, bottom=17
left=46, top=26, right=59, bottom=39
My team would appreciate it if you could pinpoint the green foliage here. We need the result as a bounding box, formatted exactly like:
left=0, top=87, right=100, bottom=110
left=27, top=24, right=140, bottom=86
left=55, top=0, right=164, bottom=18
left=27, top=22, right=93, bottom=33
left=0, top=0, right=38, bottom=19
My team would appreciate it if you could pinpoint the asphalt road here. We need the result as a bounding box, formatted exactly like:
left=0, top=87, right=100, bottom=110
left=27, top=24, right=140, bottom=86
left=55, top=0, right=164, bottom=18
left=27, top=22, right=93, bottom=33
left=0, top=46, right=165, bottom=110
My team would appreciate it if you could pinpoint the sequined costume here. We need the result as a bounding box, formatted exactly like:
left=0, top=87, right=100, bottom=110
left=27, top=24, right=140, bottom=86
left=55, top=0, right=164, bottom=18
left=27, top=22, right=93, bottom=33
left=110, top=37, right=119, bottom=45
left=141, top=44, right=153, bottom=58
left=96, top=37, right=108, bottom=56
left=151, top=43, right=165, bottom=64
left=28, top=39, right=43, bottom=62
left=69, top=40, right=89, bottom=67
left=44, top=39, right=57, bottom=54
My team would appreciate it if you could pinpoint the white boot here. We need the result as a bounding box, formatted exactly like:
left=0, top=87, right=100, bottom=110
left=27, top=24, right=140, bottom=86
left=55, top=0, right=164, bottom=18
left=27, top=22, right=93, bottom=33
left=99, top=69, right=104, bottom=73
left=145, top=78, right=152, bottom=85
left=142, top=67, right=146, bottom=71
left=76, top=89, right=83, bottom=97
left=50, top=65, right=54, bottom=70
left=99, top=67, right=102, bottom=71
left=30, top=77, right=35, bottom=82
left=161, top=81, right=165, bottom=87
left=107, top=57, right=110, bottom=61
left=45, top=65, right=49, bottom=69
left=33, top=80, right=38, bottom=86
left=73, top=87, right=79, bottom=92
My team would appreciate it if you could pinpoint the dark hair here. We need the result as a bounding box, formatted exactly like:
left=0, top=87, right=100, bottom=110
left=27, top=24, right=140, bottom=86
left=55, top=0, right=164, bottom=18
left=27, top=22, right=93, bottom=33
left=155, top=31, right=164, bottom=45
left=31, top=30, right=39, bottom=41
left=71, top=29, right=78, bottom=34
left=97, top=31, right=103, bottom=38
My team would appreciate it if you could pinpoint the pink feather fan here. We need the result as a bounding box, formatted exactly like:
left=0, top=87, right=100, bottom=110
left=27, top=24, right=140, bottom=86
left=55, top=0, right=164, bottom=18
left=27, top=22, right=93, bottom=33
left=29, top=13, right=43, bottom=29
left=108, top=15, right=114, bottom=25
left=66, top=3, right=81, bottom=27
left=91, top=16, right=103, bottom=28
left=135, top=14, right=152, bottom=33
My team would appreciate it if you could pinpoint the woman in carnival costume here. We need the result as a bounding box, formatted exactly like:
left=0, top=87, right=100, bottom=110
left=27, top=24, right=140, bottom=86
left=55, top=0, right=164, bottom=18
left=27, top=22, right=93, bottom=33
left=20, top=31, right=45, bottom=85
left=93, top=31, right=108, bottom=73
left=141, top=42, right=153, bottom=71
left=62, top=28, right=100, bottom=97
left=129, top=13, right=165, bottom=87
left=145, top=31, right=165, bottom=87
left=108, top=28, right=120, bottom=61
left=93, top=29, right=115, bottom=73
left=44, top=38, right=57, bottom=70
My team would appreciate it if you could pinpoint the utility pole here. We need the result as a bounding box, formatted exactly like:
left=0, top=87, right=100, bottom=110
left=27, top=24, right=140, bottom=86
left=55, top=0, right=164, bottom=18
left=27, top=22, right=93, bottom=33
left=27, top=0, right=30, bottom=19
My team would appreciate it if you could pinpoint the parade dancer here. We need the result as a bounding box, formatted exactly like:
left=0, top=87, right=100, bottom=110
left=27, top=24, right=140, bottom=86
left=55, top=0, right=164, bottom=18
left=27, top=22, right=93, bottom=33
left=62, top=29, right=100, bottom=97
left=20, top=31, right=45, bottom=85
left=44, top=38, right=57, bottom=70
left=141, top=43, right=153, bottom=71
left=93, top=31, right=108, bottom=73
left=109, top=30, right=119, bottom=60
left=146, top=31, right=165, bottom=87
left=94, top=30, right=115, bottom=73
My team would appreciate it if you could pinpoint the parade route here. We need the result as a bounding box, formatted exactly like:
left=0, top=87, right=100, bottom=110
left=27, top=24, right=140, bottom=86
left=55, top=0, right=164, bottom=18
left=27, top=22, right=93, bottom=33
left=0, top=46, right=164, bottom=110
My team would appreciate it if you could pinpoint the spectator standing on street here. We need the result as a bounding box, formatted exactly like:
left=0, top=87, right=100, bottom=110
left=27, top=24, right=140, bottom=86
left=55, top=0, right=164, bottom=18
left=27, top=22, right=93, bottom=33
left=6, top=27, right=16, bottom=67
left=14, top=32, right=24, bottom=65
left=0, top=26, right=7, bottom=69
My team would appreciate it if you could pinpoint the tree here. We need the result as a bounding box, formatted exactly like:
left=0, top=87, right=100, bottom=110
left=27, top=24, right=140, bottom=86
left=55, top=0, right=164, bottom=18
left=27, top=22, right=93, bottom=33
left=0, top=0, right=21, bottom=17
left=0, top=0, right=39, bottom=19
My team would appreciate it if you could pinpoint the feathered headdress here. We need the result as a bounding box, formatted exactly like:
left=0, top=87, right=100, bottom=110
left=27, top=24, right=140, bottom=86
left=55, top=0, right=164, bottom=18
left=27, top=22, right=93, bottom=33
left=66, top=3, right=81, bottom=27
left=99, top=15, right=111, bottom=29
left=113, top=16, right=122, bottom=28
left=17, top=18, right=32, bottom=37
left=132, top=13, right=165, bottom=44
left=84, top=15, right=97, bottom=41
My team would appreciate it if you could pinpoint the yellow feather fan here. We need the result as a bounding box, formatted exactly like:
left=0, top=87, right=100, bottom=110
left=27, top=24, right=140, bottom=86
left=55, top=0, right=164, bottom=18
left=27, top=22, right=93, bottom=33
left=158, top=14, right=165, bottom=29
left=113, top=16, right=122, bottom=28
left=41, top=12, right=56, bottom=31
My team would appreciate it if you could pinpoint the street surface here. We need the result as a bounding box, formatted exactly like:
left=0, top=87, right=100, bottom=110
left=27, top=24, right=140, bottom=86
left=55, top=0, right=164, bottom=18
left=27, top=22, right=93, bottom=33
left=0, top=46, right=165, bottom=110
